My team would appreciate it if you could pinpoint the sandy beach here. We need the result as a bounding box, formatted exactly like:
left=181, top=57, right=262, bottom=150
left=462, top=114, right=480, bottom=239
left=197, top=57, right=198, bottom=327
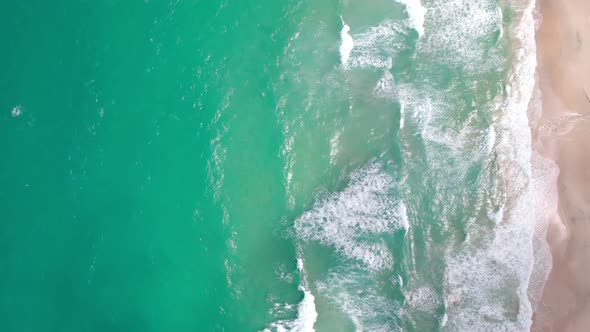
left=533, top=0, right=590, bottom=331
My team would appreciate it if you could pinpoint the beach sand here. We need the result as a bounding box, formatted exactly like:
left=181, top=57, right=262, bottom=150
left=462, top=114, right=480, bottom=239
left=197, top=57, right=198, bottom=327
left=532, top=0, right=590, bottom=331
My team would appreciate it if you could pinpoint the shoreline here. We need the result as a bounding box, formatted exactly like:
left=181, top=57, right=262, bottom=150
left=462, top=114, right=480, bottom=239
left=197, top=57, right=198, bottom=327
left=532, top=0, right=590, bottom=331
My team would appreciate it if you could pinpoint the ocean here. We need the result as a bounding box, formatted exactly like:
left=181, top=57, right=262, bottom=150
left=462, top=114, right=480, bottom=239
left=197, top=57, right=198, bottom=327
left=0, top=0, right=548, bottom=331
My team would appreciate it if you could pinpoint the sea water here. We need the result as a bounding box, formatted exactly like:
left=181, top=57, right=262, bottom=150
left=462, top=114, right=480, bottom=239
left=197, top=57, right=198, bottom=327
left=0, top=0, right=549, bottom=331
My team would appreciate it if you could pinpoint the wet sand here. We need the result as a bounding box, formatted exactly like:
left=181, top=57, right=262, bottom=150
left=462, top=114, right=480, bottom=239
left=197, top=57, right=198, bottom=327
left=532, top=0, right=590, bottom=331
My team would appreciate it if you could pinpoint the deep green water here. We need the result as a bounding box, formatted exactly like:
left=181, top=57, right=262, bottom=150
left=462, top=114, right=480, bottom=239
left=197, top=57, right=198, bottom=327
left=0, top=0, right=544, bottom=331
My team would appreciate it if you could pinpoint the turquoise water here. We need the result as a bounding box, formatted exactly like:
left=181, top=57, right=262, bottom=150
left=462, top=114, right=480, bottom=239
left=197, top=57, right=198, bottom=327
left=0, top=0, right=544, bottom=331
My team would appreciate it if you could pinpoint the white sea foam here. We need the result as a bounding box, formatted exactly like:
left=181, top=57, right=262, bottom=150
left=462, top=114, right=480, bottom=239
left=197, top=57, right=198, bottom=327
left=294, top=257, right=318, bottom=332
left=329, top=131, right=341, bottom=165
left=347, top=21, right=405, bottom=70
left=419, top=0, right=503, bottom=71
left=395, top=0, right=427, bottom=37
left=11, top=105, right=22, bottom=117
left=396, top=85, right=499, bottom=175
left=373, top=68, right=396, bottom=99
left=295, top=163, right=407, bottom=271
left=405, top=287, right=440, bottom=312
left=339, top=18, right=354, bottom=67
left=264, top=288, right=317, bottom=332
left=482, top=125, right=496, bottom=157
left=396, top=87, right=465, bottom=162
left=297, top=258, right=304, bottom=271
left=399, top=201, right=409, bottom=232
left=264, top=258, right=317, bottom=332
left=316, top=269, right=402, bottom=331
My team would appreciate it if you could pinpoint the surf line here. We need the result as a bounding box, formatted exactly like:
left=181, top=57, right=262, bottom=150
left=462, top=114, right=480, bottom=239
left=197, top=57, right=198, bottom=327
left=339, top=16, right=354, bottom=68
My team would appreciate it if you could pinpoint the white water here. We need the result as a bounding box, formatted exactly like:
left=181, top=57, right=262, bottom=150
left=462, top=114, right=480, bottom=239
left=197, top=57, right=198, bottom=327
left=395, top=0, right=427, bottom=37
left=316, top=269, right=402, bottom=331
left=339, top=18, right=354, bottom=67
left=292, top=258, right=318, bottom=332
left=11, top=105, right=22, bottom=117
left=419, top=0, right=504, bottom=71
left=346, top=21, right=405, bottom=70
left=293, top=164, right=408, bottom=330
left=295, top=163, right=408, bottom=271
left=264, top=258, right=318, bottom=332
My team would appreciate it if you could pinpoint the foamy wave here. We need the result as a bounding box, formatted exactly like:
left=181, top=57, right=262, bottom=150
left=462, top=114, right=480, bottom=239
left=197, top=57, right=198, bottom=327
left=339, top=18, right=354, bottom=67
left=329, top=131, right=341, bottom=165
left=419, top=0, right=503, bottom=71
left=264, top=258, right=317, bottom=332
left=395, top=0, right=427, bottom=37
left=265, top=287, right=317, bottom=332
left=397, top=86, right=497, bottom=168
left=347, top=21, right=406, bottom=70
left=405, top=287, right=441, bottom=313
left=295, top=163, right=407, bottom=271
left=373, top=70, right=396, bottom=98
left=316, top=269, right=402, bottom=331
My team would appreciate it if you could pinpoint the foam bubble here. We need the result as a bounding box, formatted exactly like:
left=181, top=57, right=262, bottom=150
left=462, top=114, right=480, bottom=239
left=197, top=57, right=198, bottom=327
left=11, top=105, right=22, bottom=117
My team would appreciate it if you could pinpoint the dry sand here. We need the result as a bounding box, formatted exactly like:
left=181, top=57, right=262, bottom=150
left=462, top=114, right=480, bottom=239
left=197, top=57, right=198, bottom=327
left=532, top=0, right=590, bottom=331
